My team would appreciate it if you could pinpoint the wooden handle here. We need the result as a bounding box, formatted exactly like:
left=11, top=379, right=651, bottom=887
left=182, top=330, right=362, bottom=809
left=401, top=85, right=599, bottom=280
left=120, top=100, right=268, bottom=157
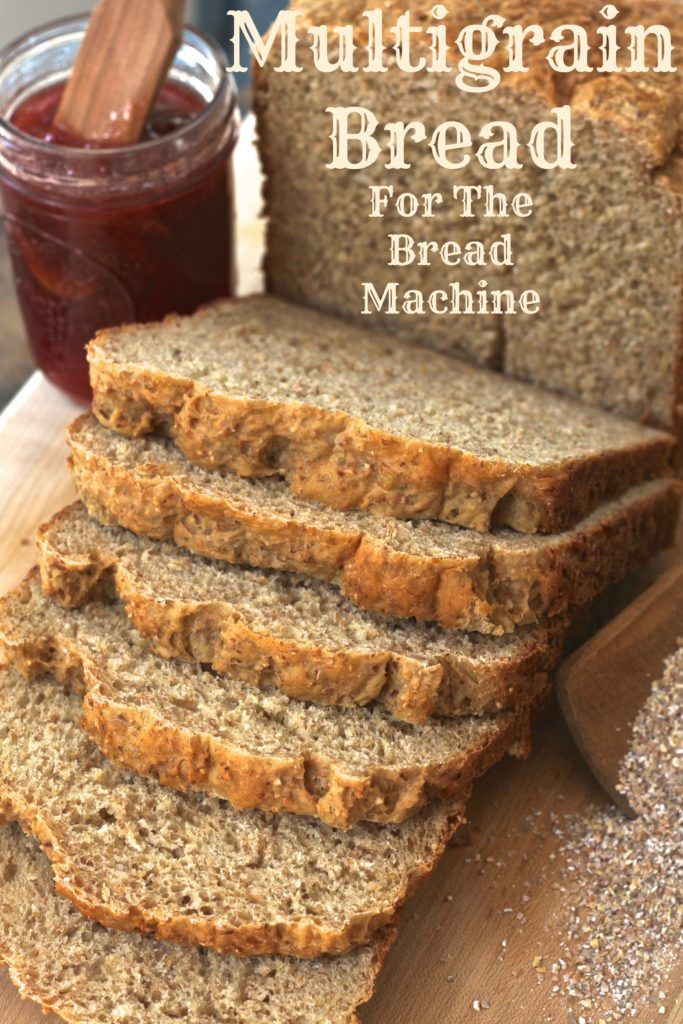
left=557, top=558, right=683, bottom=817
left=54, top=0, right=186, bottom=147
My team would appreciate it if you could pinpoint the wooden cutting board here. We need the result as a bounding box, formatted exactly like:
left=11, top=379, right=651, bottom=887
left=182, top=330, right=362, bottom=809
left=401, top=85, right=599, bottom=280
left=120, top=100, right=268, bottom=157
left=0, top=120, right=681, bottom=1024
left=557, top=560, right=683, bottom=816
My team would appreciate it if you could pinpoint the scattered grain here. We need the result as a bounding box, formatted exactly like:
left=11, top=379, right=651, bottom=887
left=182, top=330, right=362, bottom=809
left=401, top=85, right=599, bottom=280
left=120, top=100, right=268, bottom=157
left=550, top=644, right=683, bottom=1020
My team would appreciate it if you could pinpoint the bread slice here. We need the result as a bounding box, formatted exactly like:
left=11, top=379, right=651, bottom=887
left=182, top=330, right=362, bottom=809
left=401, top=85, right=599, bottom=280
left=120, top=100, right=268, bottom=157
left=0, top=824, right=392, bottom=1024
left=0, top=665, right=468, bottom=957
left=254, top=0, right=683, bottom=436
left=87, top=295, right=674, bottom=534
left=37, top=503, right=566, bottom=724
left=0, top=571, right=539, bottom=828
left=67, top=415, right=682, bottom=632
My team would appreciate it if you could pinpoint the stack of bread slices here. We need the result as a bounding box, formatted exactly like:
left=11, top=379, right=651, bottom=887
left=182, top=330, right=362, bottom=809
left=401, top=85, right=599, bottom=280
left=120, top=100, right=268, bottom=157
left=0, top=294, right=680, bottom=1024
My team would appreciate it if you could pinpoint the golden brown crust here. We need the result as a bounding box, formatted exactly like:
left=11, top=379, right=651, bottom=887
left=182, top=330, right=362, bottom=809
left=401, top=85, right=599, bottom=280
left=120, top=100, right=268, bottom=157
left=83, top=677, right=539, bottom=830
left=0, top=776, right=458, bottom=957
left=88, top=328, right=674, bottom=534
left=0, top=795, right=442, bottom=958
left=0, top=572, right=541, bottom=829
left=344, top=928, right=398, bottom=1024
left=0, top=882, right=396, bottom=1024
left=37, top=504, right=566, bottom=724
left=66, top=415, right=682, bottom=633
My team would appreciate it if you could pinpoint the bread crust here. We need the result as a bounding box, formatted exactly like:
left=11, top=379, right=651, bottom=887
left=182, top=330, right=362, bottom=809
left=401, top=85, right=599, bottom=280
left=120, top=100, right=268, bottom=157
left=0, top=829, right=396, bottom=1024
left=0, top=824, right=397, bottom=1023
left=2, top=668, right=478, bottom=960
left=67, top=415, right=682, bottom=633
left=0, top=950, right=393, bottom=1024
left=83, top=685, right=533, bottom=829
left=1, top=570, right=542, bottom=829
left=88, top=311, right=674, bottom=535
left=0, top=785, right=455, bottom=957
left=37, top=504, right=566, bottom=724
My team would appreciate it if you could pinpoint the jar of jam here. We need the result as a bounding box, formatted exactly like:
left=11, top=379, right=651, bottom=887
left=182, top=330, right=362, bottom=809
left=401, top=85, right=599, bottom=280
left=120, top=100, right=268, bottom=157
left=0, top=17, right=239, bottom=400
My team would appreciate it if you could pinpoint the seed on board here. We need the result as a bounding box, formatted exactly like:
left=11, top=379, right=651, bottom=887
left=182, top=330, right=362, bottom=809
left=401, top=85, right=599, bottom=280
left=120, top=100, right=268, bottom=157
left=549, top=645, right=683, bottom=1020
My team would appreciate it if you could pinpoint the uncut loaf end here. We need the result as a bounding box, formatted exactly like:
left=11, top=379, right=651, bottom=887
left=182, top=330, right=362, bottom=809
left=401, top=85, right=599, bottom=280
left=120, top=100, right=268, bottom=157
left=0, top=824, right=393, bottom=1024
left=255, top=0, right=683, bottom=435
left=87, top=295, right=675, bottom=534
left=37, top=502, right=567, bottom=724
left=0, top=571, right=541, bottom=828
left=67, top=415, right=682, bottom=633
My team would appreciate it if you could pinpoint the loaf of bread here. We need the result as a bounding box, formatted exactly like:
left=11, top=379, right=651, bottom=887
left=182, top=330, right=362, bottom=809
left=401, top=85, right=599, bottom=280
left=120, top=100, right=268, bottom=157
left=67, top=415, right=682, bottom=632
left=0, top=571, right=540, bottom=828
left=37, top=502, right=566, bottom=723
left=254, top=1, right=683, bottom=433
left=0, top=824, right=392, bottom=1023
left=0, top=666, right=468, bottom=957
left=87, top=296, right=674, bottom=533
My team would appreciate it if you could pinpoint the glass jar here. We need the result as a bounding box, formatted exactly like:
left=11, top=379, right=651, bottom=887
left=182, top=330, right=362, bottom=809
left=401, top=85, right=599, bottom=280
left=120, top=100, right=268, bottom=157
left=0, top=17, right=239, bottom=401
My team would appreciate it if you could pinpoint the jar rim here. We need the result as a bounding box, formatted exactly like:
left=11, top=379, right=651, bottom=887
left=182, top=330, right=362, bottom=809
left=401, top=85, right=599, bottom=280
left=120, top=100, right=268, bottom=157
left=0, top=15, right=237, bottom=159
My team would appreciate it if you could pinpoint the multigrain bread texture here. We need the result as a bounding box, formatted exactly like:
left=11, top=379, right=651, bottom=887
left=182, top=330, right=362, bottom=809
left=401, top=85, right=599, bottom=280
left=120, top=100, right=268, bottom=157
left=37, top=503, right=567, bottom=723
left=67, top=415, right=683, bottom=632
left=0, top=826, right=393, bottom=1024
left=87, top=295, right=675, bottom=534
left=254, top=0, right=683, bottom=434
left=0, top=571, right=539, bottom=828
left=0, top=667, right=466, bottom=957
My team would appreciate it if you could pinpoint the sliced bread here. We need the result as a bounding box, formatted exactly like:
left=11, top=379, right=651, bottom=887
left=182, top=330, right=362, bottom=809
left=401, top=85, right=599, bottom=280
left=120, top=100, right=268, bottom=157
left=87, top=295, right=674, bottom=534
left=0, top=824, right=392, bottom=1024
left=67, top=415, right=682, bottom=632
left=37, top=502, right=566, bottom=724
left=0, top=571, right=538, bottom=828
left=0, top=666, right=464, bottom=957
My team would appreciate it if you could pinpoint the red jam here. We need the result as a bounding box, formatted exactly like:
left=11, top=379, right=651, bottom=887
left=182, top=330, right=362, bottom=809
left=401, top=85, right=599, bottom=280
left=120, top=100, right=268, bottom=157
left=1, top=79, right=235, bottom=401
left=12, top=80, right=206, bottom=148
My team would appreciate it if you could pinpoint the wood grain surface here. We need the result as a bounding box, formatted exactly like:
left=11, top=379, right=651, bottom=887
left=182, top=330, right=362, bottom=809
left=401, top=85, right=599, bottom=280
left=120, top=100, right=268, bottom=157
left=0, top=119, right=680, bottom=1024
left=558, top=560, right=683, bottom=817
